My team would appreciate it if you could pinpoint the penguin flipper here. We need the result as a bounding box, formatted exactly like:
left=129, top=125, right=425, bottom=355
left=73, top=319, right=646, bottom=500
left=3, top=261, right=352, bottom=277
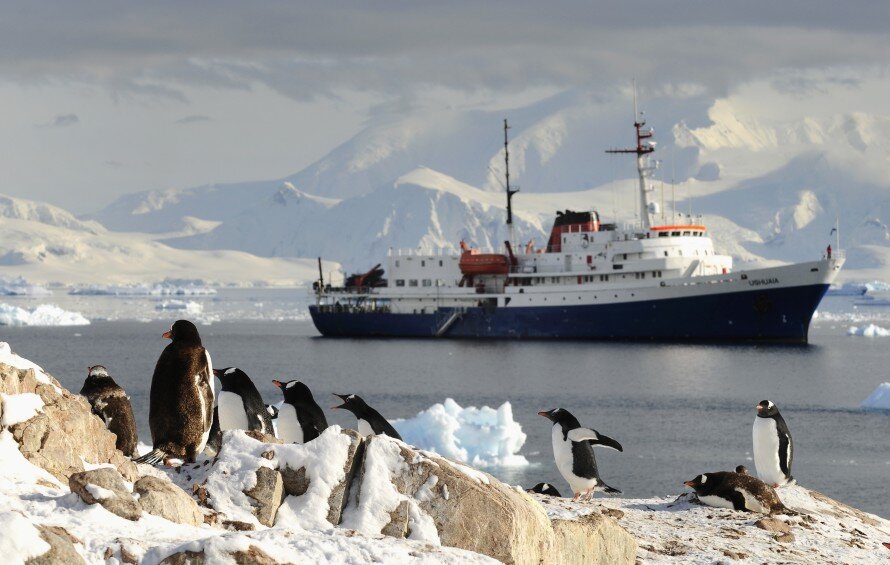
left=599, top=481, right=622, bottom=494
left=133, top=448, right=166, bottom=465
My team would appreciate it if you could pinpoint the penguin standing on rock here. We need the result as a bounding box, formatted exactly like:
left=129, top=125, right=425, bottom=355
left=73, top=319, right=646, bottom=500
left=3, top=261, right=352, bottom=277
left=332, top=394, right=402, bottom=440
left=538, top=408, right=623, bottom=500
left=273, top=379, right=328, bottom=443
left=753, top=400, right=794, bottom=487
left=135, top=320, right=214, bottom=465
left=214, top=367, right=273, bottom=435
left=684, top=471, right=788, bottom=514
left=80, top=365, right=138, bottom=457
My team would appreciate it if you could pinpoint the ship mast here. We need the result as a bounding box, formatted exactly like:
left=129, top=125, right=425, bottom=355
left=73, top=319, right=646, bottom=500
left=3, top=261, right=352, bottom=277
left=504, top=118, right=519, bottom=247
left=606, top=82, right=656, bottom=231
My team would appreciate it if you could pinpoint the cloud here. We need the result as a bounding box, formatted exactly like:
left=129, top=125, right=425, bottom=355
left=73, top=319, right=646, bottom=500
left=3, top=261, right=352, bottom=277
left=1, top=2, right=888, bottom=101
left=40, top=114, right=79, bottom=128
left=175, top=115, right=212, bottom=125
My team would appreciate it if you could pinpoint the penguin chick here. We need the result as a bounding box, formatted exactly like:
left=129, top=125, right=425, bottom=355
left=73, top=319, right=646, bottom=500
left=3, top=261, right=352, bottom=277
left=273, top=379, right=328, bottom=443
left=684, top=471, right=788, bottom=514
left=332, top=394, right=402, bottom=440
left=538, top=408, right=623, bottom=501
left=135, top=320, right=214, bottom=465
left=214, top=367, right=273, bottom=435
left=80, top=365, right=138, bottom=457
left=527, top=482, right=562, bottom=497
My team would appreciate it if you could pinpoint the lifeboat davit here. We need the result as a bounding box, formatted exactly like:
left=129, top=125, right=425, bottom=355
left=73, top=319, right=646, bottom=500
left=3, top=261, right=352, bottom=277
left=459, top=252, right=510, bottom=275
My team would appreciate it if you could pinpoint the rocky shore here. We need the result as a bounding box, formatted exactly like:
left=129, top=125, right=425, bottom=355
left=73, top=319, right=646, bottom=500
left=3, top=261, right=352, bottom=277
left=1, top=342, right=887, bottom=564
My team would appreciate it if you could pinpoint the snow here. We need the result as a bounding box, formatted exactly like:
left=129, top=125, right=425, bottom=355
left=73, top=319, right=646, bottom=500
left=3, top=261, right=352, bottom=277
left=861, top=382, right=890, bottom=411
left=0, top=393, right=44, bottom=427
left=0, top=342, right=53, bottom=385
left=84, top=484, right=115, bottom=501
left=0, top=303, right=90, bottom=327
left=0, top=511, right=51, bottom=562
left=847, top=324, right=890, bottom=337
left=393, top=398, right=529, bottom=468
left=0, top=277, right=51, bottom=296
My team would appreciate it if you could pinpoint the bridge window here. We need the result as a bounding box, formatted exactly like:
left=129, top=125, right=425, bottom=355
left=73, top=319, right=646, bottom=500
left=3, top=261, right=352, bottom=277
left=658, top=232, right=668, bottom=237
left=672, top=231, right=680, bottom=236
left=683, top=231, right=691, bottom=236
left=439, top=260, right=443, bottom=267
left=409, top=280, right=418, bottom=287
left=395, top=280, right=405, bottom=287
left=422, top=279, right=432, bottom=287
left=421, top=260, right=426, bottom=267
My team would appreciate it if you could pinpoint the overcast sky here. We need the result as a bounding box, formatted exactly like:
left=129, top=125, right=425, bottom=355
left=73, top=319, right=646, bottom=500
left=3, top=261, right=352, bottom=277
left=1, top=1, right=888, bottom=212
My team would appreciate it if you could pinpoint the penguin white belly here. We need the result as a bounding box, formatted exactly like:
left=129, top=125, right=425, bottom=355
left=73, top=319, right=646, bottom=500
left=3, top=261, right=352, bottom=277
left=218, top=391, right=249, bottom=431
left=196, top=351, right=215, bottom=455
left=357, top=419, right=374, bottom=438
left=552, top=425, right=598, bottom=493
left=277, top=404, right=304, bottom=444
left=698, top=495, right=736, bottom=510
left=753, top=418, right=784, bottom=485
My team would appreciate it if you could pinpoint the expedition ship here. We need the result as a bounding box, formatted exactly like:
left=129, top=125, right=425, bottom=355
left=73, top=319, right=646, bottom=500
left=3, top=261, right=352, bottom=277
left=309, top=108, right=843, bottom=343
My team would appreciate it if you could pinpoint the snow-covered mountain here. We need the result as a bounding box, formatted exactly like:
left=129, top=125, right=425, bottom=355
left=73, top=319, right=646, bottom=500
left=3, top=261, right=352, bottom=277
left=0, top=194, right=336, bottom=286
left=55, top=79, right=890, bottom=279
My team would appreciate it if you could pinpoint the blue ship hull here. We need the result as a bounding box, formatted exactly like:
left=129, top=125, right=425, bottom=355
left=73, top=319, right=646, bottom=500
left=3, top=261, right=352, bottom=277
left=309, top=283, right=830, bottom=343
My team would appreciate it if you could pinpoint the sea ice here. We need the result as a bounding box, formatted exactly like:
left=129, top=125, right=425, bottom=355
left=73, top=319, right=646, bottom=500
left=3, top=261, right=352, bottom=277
left=846, top=324, right=890, bottom=337
left=861, top=383, right=890, bottom=411
left=392, top=398, right=529, bottom=468
left=70, top=280, right=217, bottom=296
left=155, top=300, right=203, bottom=314
left=0, top=303, right=90, bottom=326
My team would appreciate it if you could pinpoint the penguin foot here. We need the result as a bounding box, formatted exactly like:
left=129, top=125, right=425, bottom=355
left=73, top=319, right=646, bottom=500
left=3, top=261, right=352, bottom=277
left=572, top=492, right=581, bottom=501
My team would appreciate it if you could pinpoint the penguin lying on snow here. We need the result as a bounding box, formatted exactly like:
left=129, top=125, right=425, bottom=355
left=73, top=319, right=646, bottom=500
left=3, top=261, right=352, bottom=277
left=684, top=471, right=789, bottom=514
left=214, top=367, right=273, bottom=435
left=332, top=394, right=402, bottom=440
left=135, top=320, right=214, bottom=465
left=80, top=365, right=138, bottom=457
left=273, top=379, right=328, bottom=443
left=753, top=399, right=794, bottom=487
left=527, top=482, right=562, bottom=497
left=538, top=408, right=623, bottom=500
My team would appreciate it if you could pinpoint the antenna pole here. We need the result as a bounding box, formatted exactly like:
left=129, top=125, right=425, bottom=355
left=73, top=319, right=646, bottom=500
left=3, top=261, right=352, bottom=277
left=504, top=118, right=519, bottom=247
left=606, top=81, right=654, bottom=231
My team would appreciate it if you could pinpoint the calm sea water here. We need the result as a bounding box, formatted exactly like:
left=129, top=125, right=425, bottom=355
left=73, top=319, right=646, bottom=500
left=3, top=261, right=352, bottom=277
left=2, top=293, right=888, bottom=518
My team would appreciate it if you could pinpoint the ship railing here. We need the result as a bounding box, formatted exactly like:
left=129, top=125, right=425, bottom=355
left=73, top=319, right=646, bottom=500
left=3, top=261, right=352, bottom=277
left=388, top=247, right=462, bottom=257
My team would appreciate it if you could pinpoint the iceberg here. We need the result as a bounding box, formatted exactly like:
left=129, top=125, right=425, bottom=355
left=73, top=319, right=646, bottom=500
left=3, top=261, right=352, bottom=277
left=0, top=303, right=90, bottom=326
left=0, top=277, right=52, bottom=296
left=846, top=324, right=890, bottom=337
left=861, top=383, right=890, bottom=411
left=393, top=398, right=529, bottom=468
left=70, top=279, right=216, bottom=296
left=155, top=300, right=203, bottom=314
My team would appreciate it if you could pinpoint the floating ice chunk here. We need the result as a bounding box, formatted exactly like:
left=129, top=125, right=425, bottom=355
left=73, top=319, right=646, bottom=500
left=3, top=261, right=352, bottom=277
left=0, top=393, right=44, bottom=427
left=861, top=383, right=890, bottom=411
left=155, top=300, right=203, bottom=314
left=393, top=398, right=529, bottom=468
left=847, top=324, right=890, bottom=337
left=0, top=277, right=52, bottom=296
left=0, top=303, right=90, bottom=326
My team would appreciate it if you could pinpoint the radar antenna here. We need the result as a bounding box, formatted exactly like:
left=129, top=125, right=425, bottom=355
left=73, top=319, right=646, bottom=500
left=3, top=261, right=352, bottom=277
left=504, top=118, right=520, bottom=246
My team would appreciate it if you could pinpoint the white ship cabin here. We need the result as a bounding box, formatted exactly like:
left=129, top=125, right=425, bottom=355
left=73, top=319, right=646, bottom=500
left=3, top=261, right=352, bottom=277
left=384, top=209, right=733, bottom=295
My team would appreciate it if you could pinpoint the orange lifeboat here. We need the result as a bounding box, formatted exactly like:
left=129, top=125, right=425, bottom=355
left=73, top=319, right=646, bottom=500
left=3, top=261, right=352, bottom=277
left=459, top=253, right=510, bottom=275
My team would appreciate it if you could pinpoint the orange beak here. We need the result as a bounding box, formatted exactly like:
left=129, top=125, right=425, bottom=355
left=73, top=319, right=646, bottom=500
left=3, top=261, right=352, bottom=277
left=756, top=405, right=763, bottom=413
left=272, top=379, right=283, bottom=388
left=162, top=330, right=172, bottom=339
left=683, top=480, right=696, bottom=488
left=537, top=411, right=549, bottom=417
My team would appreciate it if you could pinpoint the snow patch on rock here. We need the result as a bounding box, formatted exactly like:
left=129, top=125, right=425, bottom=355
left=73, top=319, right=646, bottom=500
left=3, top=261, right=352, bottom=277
left=0, top=393, right=44, bottom=426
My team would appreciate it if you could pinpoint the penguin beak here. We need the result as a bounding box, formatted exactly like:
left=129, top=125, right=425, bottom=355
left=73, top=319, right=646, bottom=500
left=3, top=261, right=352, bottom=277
left=272, top=379, right=283, bottom=388
left=537, top=410, right=550, bottom=418
left=756, top=405, right=763, bottom=413
left=683, top=480, right=696, bottom=488
left=331, top=393, right=348, bottom=409
left=162, top=330, right=172, bottom=339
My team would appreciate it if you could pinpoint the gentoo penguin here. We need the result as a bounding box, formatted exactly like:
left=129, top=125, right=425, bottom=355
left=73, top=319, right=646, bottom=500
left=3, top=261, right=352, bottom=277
left=135, top=320, right=214, bottom=465
left=79, top=365, right=138, bottom=457
left=538, top=408, right=623, bottom=500
left=684, top=471, right=788, bottom=514
left=735, top=465, right=749, bottom=475
left=527, top=482, right=562, bottom=497
left=753, top=400, right=794, bottom=487
left=332, top=394, right=402, bottom=440
left=214, top=367, right=273, bottom=435
left=272, top=379, right=328, bottom=443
